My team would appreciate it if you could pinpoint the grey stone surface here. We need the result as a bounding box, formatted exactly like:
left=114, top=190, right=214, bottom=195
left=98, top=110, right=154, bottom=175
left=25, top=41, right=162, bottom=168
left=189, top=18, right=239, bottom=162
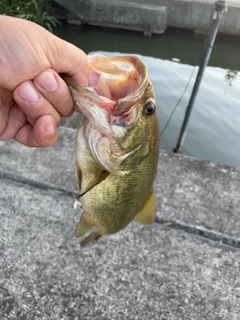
left=155, top=151, right=240, bottom=239
left=53, top=0, right=240, bottom=36
left=0, top=126, right=78, bottom=191
left=61, top=113, right=82, bottom=129
left=1, top=126, right=240, bottom=239
left=1, top=178, right=240, bottom=320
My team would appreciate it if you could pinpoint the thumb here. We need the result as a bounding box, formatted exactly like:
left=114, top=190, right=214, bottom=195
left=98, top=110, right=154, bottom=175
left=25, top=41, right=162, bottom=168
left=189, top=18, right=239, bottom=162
left=48, top=36, right=89, bottom=86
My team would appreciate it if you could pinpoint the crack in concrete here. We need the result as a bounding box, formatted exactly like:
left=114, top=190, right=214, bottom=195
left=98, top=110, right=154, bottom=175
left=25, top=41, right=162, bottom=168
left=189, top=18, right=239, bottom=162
left=155, top=216, right=240, bottom=250
left=0, top=170, right=79, bottom=199
left=1, top=169, right=240, bottom=250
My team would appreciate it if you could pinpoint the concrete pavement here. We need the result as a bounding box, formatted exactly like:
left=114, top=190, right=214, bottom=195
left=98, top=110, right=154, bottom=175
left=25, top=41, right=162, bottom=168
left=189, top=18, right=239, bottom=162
left=1, top=123, right=240, bottom=319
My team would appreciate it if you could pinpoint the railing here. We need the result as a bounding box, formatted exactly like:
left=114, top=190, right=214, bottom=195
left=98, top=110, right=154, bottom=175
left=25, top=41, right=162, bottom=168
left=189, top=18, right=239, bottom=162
left=174, top=0, right=228, bottom=153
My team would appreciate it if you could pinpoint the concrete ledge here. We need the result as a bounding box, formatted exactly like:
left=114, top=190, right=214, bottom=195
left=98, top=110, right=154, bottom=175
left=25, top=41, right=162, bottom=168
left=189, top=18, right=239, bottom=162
left=87, top=1, right=168, bottom=36
left=56, top=0, right=168, bottom=36
left=169, top=0, right=240, bottom=35
left=53, top=0, right=240, bottom=36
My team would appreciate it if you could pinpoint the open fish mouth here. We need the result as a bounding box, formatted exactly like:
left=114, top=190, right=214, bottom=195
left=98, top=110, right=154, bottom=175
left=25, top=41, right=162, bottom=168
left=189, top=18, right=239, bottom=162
left=61, top=54, right=148, bottom=118
left=87, top=54, right=148, bottom=116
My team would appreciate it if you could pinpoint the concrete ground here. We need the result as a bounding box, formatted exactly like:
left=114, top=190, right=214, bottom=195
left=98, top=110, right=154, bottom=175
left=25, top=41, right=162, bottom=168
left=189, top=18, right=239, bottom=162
left=1, top=119, right=240, bottom=319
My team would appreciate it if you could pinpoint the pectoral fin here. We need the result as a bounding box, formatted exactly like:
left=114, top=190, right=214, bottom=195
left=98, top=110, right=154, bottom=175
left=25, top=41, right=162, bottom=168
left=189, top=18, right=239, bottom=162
left=75, top=163, right=82, bottom=190
left=79, top=170, right=109, bottom=197
left=134, top=191, right=156, bottom=225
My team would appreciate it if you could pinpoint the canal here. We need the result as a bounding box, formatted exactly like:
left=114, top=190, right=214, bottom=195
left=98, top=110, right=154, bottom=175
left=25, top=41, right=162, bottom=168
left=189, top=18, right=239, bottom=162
left=55, top=24, right=240, bottom=168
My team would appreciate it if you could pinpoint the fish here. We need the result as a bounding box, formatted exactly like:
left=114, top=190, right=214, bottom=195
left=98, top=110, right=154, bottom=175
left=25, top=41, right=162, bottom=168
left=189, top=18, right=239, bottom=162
left=62, top=54, right=159, bottom=246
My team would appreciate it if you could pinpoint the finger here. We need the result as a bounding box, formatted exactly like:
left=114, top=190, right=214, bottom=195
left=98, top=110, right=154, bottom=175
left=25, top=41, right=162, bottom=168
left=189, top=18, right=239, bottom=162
left=14, top=80, right=62, bottom=127
left=0, top=88, right=13, bottom=136
left=14, top=115, right=58, bottom=147
left=0, top=102, right=26, bottom=140
left=33, top=69, right=74, bottom=117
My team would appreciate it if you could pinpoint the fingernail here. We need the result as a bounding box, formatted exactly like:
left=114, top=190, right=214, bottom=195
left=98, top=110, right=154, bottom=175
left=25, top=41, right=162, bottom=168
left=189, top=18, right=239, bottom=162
left=44, top=119, right=56, bottom=135
left=37, top=71, right=58, bottom=92
left=18, top=82, right=40, bottom=104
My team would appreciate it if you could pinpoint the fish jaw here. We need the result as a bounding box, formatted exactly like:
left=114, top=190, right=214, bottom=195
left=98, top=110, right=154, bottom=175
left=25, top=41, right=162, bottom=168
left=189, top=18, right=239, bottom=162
left=68, top=78, right=144, bottom=175
left=76, top=80, right=158, bottom=177
left=63, top=54, right=155, bottom=175
left=69, top=85, right=114, bottom=137
left=62, top=54, right=148, bottom=135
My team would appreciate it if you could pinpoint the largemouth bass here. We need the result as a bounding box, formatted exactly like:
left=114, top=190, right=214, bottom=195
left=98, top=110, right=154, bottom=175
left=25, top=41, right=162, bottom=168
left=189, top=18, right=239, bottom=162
left=62, top=54, right=159, bottom=246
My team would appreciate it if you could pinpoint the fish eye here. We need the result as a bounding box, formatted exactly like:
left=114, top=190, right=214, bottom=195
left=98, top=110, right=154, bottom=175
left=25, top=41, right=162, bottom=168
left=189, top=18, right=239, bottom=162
left=144, top=100, right=156, bottom=116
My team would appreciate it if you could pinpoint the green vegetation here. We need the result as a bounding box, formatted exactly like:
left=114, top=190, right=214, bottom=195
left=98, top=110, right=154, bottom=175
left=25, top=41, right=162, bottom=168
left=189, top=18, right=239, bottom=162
left=0, top=0, right=60, bottom=32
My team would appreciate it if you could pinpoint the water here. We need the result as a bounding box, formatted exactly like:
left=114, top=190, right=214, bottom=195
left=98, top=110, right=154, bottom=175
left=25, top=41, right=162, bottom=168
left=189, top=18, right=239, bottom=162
left=55, top=24, right=240, bottom=168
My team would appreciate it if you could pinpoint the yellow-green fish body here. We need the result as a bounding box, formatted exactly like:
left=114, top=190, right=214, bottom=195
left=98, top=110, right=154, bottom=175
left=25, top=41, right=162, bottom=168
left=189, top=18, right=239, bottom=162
left=63, top=54, right=159, bottom=246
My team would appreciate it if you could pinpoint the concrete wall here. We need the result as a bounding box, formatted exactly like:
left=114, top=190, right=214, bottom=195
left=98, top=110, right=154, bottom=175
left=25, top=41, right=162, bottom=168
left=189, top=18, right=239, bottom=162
left=168, top=0, right=240, bottom=35
left=53, top=0, right=240, bottom=36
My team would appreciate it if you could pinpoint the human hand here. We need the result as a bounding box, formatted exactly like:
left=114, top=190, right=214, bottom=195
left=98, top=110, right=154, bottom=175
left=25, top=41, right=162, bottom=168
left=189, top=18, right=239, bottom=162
left=0, top=15, right=89, bottom=147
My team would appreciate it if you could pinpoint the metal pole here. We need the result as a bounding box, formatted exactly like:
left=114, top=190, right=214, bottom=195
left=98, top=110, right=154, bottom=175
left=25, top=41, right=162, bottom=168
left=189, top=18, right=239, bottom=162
left=173, top=0, right=227, bottom=153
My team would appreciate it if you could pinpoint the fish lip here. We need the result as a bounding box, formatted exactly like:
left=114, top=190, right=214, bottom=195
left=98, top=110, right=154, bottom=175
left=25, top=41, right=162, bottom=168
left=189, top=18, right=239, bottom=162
left=113, top=77, right=148, bottom=116
left=62, top=54, right=149, bottom=128
left=113, top=100, right=136, bottom=116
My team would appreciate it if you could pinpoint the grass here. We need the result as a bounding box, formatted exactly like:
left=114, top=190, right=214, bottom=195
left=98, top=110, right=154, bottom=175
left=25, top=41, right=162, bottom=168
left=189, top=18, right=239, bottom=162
left=0, top=0, right=60, bottom=32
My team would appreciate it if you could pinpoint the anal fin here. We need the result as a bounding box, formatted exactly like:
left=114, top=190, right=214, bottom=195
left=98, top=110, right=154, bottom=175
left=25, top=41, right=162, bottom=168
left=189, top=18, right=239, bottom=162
left=75, top=212, right=102, bottom=247
left=75, top=212, right=94, bottom=238
left=134, top=191, right=156, bottom=225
